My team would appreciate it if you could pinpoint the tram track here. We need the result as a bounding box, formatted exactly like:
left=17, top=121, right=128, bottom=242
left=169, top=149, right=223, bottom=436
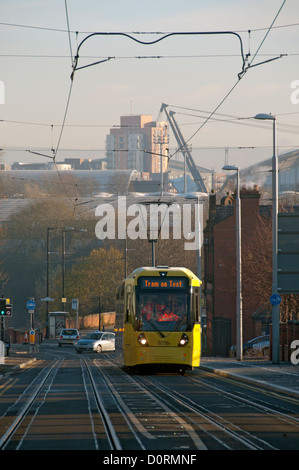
left=95, top=357, right=299, bottom=450
left=133, top=369, right=299, bottom=450
left=81, top=356, right=123, bottom=450
left=1, top=352, right=148, bottom=451
left=90, top=357, right=264, bottom=450
left=189, top=372, right=299, bottom=428
left=91, top=356, right=206, bottom=450
left=134, top=373, right=276, bottom=450
left=0, top=356, right=63, bottom=450
left=1, top=349, right=298, bottom=450
left=0, top=353, right=122, bottom=450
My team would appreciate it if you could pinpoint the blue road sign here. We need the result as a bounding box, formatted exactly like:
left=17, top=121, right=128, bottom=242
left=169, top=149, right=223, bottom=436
left=270, top=294, right=282, bottom=305
left=26, top=300, right=36, bottom=310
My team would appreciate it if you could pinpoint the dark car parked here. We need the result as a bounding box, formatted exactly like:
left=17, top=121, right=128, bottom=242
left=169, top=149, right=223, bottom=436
left=231, top=335, right=270, bottom=357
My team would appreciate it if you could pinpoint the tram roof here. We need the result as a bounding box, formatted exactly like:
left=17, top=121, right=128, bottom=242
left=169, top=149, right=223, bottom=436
left=126, top=266, right=201, bottom=284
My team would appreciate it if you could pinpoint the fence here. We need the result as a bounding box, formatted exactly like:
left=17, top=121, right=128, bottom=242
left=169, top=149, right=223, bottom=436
left=7, top=312, right=116, bottom=344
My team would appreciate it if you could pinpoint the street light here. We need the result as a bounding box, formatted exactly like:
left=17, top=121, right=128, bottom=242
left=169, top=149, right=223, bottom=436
left=185, top=193, right=206, bottom=329
left=254, top=113, right=279, bottom=364
left=45, top=226, right=88, bottom=336
left=184, top=193, right=204, bottom=284
left=46, top=227, right=59, bottom=338
left=222, top=165, right=242, bottom=361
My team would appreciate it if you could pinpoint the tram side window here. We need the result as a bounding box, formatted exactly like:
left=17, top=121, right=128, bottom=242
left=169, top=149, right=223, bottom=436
left=125, top=286, right=134, bottom=324
left=192, top=287, right=200, bottom=323
left=115, top=283, right=124, bottom=330
left=125, top=292, right=130, bottom=322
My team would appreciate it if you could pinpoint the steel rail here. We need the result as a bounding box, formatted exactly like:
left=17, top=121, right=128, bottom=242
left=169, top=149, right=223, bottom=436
left=189, top=373, right=299, bottom=428
left=0, top=357, right=63, bottom=450
left=136, top=373, right=272, bottom=450
left=82, top=356, right=123, bottom=450
left=93, top=357, right=206, bottom=450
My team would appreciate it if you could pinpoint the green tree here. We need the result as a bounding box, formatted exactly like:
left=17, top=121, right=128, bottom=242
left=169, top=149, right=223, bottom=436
left=1, top=198, right=74, bottom=328
left=55, top=246, right=124, bottom=316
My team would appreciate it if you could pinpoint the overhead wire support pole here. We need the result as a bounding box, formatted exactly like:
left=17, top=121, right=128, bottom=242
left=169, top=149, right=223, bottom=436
left=70, top=30, right=247, bottom=81
left=169, top=109, right=207, bottom=193
left=161, top=103, right=207, bottom=192
left=159, top=103, right=207, bottom=192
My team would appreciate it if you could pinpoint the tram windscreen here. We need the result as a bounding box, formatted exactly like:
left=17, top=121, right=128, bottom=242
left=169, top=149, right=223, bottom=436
left=137, top=277, right=190, bottom=332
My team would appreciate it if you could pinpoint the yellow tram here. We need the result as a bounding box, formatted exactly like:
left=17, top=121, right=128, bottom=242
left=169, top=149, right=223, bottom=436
left=115, top=266, right=201, bottom=374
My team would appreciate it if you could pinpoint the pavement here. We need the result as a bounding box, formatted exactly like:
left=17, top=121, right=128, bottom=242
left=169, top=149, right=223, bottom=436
left=0, top=344, right=38, bottom=379
left=201, top=357, right=299, bottom=399
left=1, top=342, right=299, bottom=399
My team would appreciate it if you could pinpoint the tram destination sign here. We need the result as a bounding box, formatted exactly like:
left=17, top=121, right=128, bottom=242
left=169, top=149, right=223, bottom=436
left=140, top=277, right=187, bottom=289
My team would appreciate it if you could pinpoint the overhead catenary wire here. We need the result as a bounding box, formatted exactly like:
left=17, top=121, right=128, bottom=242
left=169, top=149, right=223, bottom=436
left=70, top=30, right=247, bottom=80
left=166, top=107, right=299, bottom=134
left=247, top=0, right=288, bottom=69
left=155, top=0, right=288, bottom=195
left=51, top=65, right=76, bottom=208
left=52, top=28, right=248, bottom=208
left=5, top=1, right=288, bottom=209
left=64, top=0, right=73, bottom=65
left=61, top=29, right=248, bottom=203
left=168, top=0, right=288, bottom=161
left=1, top=52, right=297, bottom=60
left=0, top=20, right=298, bottom=35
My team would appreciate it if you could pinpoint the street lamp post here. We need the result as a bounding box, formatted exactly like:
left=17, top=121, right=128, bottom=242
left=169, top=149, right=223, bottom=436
left=222, top=165, right=242, bottom=361
left=185, top=193, right=205, bottom=328
left=46, top=227, right=58, bottom=338
left=45, top=226, right=87, bottom=336
left=254, top=113, right=279, bottom=364
left=185, top=194, right=203, bottom=286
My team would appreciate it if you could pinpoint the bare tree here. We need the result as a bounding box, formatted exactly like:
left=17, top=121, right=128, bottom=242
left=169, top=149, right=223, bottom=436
left=242, top=215, right=299, bottom=322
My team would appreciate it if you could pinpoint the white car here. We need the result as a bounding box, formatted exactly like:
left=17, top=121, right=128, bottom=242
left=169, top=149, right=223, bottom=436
left=74, top=332, right=115, bottom=354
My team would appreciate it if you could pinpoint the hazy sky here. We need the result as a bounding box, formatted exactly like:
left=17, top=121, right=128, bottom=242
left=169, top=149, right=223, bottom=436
left=1, top=0, right=299, bottom=171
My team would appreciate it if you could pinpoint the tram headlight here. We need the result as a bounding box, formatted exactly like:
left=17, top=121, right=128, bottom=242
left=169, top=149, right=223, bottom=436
left=138, top=333, right=148, bottom=346
left=178, top=333, right=189, bottom=346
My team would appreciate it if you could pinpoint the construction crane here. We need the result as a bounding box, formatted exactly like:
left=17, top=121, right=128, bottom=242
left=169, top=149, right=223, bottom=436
left=159, top=103, right=207, bottom=193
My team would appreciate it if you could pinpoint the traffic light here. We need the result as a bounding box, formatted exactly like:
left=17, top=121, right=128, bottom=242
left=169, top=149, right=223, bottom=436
left=5, top=303, right=12, bottom=317
left=0, top=298, right=6, bottom=316
left=0, top=298, right=12, bottom=317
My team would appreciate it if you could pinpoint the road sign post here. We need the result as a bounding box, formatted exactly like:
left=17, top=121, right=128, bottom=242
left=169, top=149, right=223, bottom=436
left=72, top=299, right=79, bottom=330
left=29, top=329, right=35, bottom=344
left=26, top=299, right=39, bottom=351
left=26, top=299, right=36, bottom=310
left=26, top=299, right=36, bottom=346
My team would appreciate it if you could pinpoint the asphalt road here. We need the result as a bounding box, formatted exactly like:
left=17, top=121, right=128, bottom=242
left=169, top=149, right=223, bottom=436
left=1, top=342, right=299, bottom=454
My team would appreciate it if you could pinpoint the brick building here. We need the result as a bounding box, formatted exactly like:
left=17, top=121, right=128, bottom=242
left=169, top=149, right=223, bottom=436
left=203, top=186, right=272, bottom=356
